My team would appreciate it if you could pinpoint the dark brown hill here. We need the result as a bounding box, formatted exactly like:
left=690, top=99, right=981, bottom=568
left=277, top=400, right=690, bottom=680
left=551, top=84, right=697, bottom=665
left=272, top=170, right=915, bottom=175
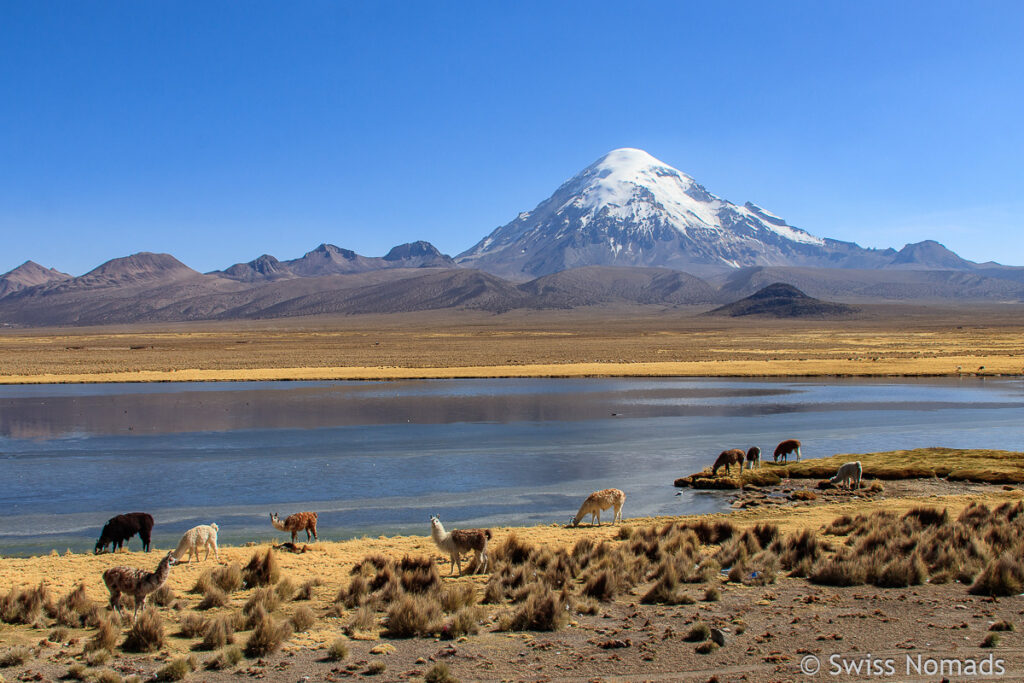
left=707, top=283, right=858, bottom=318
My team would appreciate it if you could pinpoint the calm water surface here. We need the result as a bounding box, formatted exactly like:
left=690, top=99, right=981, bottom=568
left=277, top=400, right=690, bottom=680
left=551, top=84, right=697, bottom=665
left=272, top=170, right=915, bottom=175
left=1, top=377, right=1022, bottom=555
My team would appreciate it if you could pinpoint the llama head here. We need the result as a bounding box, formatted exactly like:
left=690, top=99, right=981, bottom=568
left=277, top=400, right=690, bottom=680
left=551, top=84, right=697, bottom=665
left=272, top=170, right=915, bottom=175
left=163, top=550, right=180, bottom=567
left=210, top=522, right=219, bottom=531
left=430, top=515, right=442, bottom=532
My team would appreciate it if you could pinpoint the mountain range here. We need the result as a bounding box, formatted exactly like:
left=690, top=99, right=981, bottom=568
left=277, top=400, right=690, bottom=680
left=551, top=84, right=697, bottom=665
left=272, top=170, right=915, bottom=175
left=1, top=148, right=1021, bottom=326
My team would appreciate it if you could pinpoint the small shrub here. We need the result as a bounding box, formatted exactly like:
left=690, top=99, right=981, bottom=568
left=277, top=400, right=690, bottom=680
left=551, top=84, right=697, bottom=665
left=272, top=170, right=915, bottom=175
left=0, top=646, right=30, bottom=667
left=424, top=662, right=459, bottom=683
left=685, top=623, right=711, bottom=642
left=810, top=555, right=867, bottom=587
left=695, top=640, right=719, bottom=654
left=198, top=615, right=236, bottom=651
left=212, top=564, right=243, bottom=593
left=574, top=596, right=600, bottom=615
left=243, top=606, right=292, bottom=658
left=289, top=606, right=315, bottom=633
left=156, top=656, right=195, bottom=681
left=493, top=533, right=534, bottom=565
left=55, top=582, right=95, bottom=627
left=384, top=594, right=441, bottom=638
left=242, top=549, right=280, bottom=588
left=48, top=626, right=69, bottom=643
left=875, top=554, right=927, bottom=588
left=981, top=633, right=1000, bottom=648
left=365, top=660, right=387, bottom=675
left=190, top=571, right=214, bottom=595
left=325, top=637, right=349, bottom=662
left=122, top=606, right=164, bottom=652
left=990, top=620, right=1015, bottom=632
left=703, top=587, right=721, bottom=602
left=204, top=644, right=243, bottom=670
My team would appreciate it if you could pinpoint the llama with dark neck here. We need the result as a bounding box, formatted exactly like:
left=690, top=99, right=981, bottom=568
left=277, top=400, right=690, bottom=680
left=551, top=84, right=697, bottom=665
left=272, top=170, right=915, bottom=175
left=102, top=551, right=178, bottom=617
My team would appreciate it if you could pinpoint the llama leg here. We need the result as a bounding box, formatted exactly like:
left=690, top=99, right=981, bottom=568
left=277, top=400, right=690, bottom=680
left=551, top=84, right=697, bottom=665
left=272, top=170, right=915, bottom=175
left=796, top=447, right=801, bottom=461
left=291, top=531, right=297, bottom=543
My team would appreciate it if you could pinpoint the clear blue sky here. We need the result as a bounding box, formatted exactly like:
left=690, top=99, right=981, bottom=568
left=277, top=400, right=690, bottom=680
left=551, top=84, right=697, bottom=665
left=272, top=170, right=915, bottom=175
left=2, top=1, right=1022, bottom=275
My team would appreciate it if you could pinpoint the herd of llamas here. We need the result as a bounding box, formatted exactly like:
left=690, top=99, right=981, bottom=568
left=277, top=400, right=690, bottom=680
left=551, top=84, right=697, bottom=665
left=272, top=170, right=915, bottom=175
left=89, top=436, right=866, bottom=612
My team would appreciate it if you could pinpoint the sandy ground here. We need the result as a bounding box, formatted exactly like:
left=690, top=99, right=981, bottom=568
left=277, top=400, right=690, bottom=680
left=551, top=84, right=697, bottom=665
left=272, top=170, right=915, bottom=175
left=2, top=486, right=1022, bottom=682
left=1, top=306, right=1022, bottom=383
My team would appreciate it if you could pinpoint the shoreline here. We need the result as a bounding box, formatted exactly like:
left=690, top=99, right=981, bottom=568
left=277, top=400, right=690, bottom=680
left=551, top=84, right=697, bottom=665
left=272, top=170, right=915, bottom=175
left=1, top=357, right=1021, bottom=384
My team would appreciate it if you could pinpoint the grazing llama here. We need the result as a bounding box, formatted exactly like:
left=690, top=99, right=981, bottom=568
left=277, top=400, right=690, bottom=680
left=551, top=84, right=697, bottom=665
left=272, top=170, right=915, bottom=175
left=102, top=551, right=178, bottom=617
left=830, top=461, right=863, bottom=490
left=172, top=523, right=220, bottom=563
left=270, top=512, right=318, bottom=543
left=773, top=438, right=802, bottom=463
left=569, top=488, right=626, bottom=527
left=745, top=446, right=761, bottom=469
left=95, top=512, right=154, bottom=554
left=711, top=449, right=745, bottom=476
left=429, top=515, right=491, bottom=576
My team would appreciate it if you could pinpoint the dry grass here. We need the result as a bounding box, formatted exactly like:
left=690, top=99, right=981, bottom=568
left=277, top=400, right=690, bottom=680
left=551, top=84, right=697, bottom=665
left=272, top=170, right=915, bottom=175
left=204, top=644, right=243, bottom=670
left=242, top=549, right=280, bottom=588
left=122, top=607, right=164, bottom=652
left=243, top=605, right=292, bottom=657
left=3, top=310, right=1023, bottom=383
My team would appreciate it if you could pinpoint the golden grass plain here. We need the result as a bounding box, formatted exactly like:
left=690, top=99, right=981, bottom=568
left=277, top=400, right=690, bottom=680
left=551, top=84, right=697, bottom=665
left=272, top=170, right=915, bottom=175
left=1, top=305, right=1022, bottom=383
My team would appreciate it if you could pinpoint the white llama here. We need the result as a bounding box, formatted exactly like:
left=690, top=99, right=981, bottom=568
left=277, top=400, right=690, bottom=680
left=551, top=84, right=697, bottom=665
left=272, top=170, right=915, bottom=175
left=429, top=515, right=491, bottom=576
left=173, top=523, right=220, bottom=563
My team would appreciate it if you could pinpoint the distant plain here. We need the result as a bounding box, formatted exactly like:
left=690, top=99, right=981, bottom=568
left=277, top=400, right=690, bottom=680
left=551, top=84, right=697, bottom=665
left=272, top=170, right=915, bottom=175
left=1, top=304, right=1022, bottom=383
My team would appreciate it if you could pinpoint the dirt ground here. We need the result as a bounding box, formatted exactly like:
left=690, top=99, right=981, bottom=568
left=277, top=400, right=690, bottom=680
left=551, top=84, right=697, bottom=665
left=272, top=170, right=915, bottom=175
left=2, top=486, right=1022, bottom=682
left=1, top=305, right=1023, bottom=382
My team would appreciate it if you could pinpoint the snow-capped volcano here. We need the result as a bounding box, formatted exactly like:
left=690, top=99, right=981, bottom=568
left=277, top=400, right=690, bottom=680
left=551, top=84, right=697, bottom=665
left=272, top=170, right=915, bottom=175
left=458, top=148, right=890, bottom=278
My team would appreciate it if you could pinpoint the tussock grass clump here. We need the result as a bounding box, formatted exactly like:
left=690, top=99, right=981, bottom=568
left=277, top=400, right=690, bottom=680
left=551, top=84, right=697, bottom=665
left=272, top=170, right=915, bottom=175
left=204, top=645, right=243, bottom=670
left=198, top=586, right=229, bottom=610
left=345, top=604, right=377, bottom=634
left=424, top=662, right=459, bottom=683
left=86, top=612, right=121, bottom=652
left=190, top=571, right=214, bottom=595
left=54, top=582, right=95, bottom=627
left=970, top=555, right=1024, bottom=596
left=150, top=585, right=175, bottom=607
left=0, top=646, right=31, bottom=667
left=493, top=533, right=534, bottom=565
left=695, top=640, right=719, bottom=654
left=325, top=638, right=349, bottom=662
left=903, top=506, right=949, bottom=527
left=384, top=594, right=441, bottom=638
left=65, top=663, right=89, bottom=680
left=212, top=564, right=243, bottom=593
left=440, top=583, right=477, bottom=612
left=96, top=669, right=123, bottom=683
left=122, top=607, right=164, bottom=652
left=365, top=661, right=387, bottom=675
left=685, top=623, right=711, bottom=642
left=338, top=575, right=369, bottom=609
left=703, top=587, right=721, bottom=602
left=178, top=612, right=209, bottom=638
left=85, top=648, right=111, bottom=666
left=399, top=555, right=441, bottom=594
left=243, top=586, right=280, bottom=619
left=990, top=620, right=1015, bottom=632
left=242, top=549, right=280, bottom=588
left=49, top=626, right=69, bottom=643
left=0, top=582, right=52, bottom=626
left=582, top=569, right=620, bottom=602
left=274, top=577, right=296, bottom=601
left=441, top=605, right=485, bottom=640
left=641, top=563, right=685, bottom=605
left=294, top=579, right=321, bottom=601
left=243, top=605, right=292, bottom=658
left=497, top=585, right=568, bottom=632
left=197, top=615, right=236, bottom=651
left=981, top=633, right=1000, bottom=648
left=875, top=553, right=927, bottom=588
left=810, top=553, right=868, bottom=587
left=289, top=606, right=315, bottom=633
left=156, top=655, right=196, bottom=681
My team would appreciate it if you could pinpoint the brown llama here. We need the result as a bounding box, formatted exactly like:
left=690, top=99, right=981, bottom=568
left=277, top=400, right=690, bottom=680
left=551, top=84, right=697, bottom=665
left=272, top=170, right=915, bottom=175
left=711, top=448, right=745, bottom=476
left=270, top=512, right=318, bottom=543
left=745, top=446, right=761, bottom=469
left=773, top=438, right=802, bottom=463
left=429, top=515, right=491, bottom=576
left=569, top=488, right=626, bottom=527
left=102, top=550, right=178, bottom=617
